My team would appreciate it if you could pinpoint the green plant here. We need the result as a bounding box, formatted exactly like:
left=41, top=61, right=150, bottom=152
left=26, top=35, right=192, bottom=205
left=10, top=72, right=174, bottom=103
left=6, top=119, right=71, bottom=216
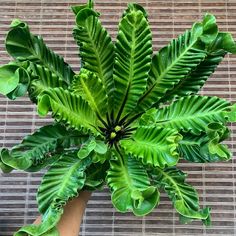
left=1, top=0, right=236, bottom=235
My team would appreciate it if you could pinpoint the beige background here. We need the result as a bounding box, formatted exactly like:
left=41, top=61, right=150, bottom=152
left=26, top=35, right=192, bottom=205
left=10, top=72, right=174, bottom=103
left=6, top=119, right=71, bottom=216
left=0, top=0, right=236, bottom=235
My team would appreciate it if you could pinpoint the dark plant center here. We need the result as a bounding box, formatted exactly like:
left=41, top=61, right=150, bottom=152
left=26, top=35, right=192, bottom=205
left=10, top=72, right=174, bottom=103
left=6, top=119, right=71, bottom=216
left=104, top=125, right=126, bottom=146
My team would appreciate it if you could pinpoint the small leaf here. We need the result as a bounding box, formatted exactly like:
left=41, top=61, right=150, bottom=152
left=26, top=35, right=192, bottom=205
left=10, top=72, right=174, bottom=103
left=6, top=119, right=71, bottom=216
left=199, top=13, right=218, bottom=45
left=84, top=161, right=109, bottom=190
left=206, top=122, right=231, bottom=159
left=123, top=3, right=148, bottom=18
left=77, top=137, right=96, bottom=159
left=94, top=140, right=107, bottom=154
left=0, top=149, right=14, bottom=173
left=227, top=103, right=236, bottom=122
left=209, top=32, right=236, bottom=54
left=71, top=1, right=92, bottom=16
left=7, top=67, right=30, bottom=100
left=0, top=64, right=20, bottom=95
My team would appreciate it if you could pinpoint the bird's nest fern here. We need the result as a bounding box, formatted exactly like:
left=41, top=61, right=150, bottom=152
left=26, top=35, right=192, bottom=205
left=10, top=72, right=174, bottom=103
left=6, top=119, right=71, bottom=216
left=0, top=1, right=236, bottom=235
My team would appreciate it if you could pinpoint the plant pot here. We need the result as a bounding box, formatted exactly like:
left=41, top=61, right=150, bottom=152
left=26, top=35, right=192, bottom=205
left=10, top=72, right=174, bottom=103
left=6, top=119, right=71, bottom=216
left=34, top=191, right=91, bottom=236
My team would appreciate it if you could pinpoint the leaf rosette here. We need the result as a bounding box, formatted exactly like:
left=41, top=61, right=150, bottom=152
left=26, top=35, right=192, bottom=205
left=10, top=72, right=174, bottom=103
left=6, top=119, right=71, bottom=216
left=0, top=0, right=236, bottom=235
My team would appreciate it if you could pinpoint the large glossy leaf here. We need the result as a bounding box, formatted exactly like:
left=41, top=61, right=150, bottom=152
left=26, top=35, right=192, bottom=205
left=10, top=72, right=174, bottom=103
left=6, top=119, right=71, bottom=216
left=38, top=88, right=99, bottom=135
left=72, top=69, right=108, bottom=118
left=0, top=124, right=88, bottom=172
left=37, top=152, right=91, bottom=214
left=147, top=95, right=232, bottom=135
left=28, top=62, right=67, bottom=102
left=151, top=167, right=211, bottom=225
left=113, top=4, right=152, bottom=119
left=6, top=19, right=74, bottom=84
left=179, top=123, right=231, bottom=163
left=73, top=6, right=114, bottom=101
left=159, top=32, right=236, bottom=103
left=107, top=152, right=159, bottom=216
left=137, top=14, right=218, bottom=110
left=120, top=126, right=181, bottom=168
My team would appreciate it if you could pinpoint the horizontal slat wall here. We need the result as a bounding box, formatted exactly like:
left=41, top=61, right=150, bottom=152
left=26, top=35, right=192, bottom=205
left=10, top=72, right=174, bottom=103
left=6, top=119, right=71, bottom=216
left=0, top=0, right=236, bottom=235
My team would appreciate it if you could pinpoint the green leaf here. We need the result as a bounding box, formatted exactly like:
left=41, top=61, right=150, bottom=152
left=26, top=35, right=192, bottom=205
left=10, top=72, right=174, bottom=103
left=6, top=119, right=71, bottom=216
left=227, top=103, right=236, bottom=122
left=0, top=154, right=13, bottom=173
left=209, top=32, right=236, bottom=54
left=151, top=95, right=232, bottom=135
left=84, top=160, right=109, bottom=190
left=120, top=126, right=181, bottom=168
left=72, top=69, right=108, bottom=118
left=38, top=88, right=99, bottom=135
left=71, top=0, right=93, bottom=16
left=179, top=213, right=211, bottom=226
left=137, top=14, right=217, bottom=110
left=94, top=140, right=107, bottom=155
left=179, top=123, right=231, bottom=163
left=0, top=124, right=88, bottom=172
left=107, top=152, right=159, bottom=216
left=78, top=138, right=108, bottom=161
left=14, top=207, right=61, bottom=236
left=0, top=148, right=31, bottom=171
left=199, top=13, right=218, bottom=44
left=0, top=64, right=30, bottom=96
left=37, top=152, right=91, bottom=214
left=0, top=64, right=19, bottom=95
left=159, top=53, right=224, bottom=103
left=123, top=3, right=148, bottom=19
left=73, top=7, right=114, bottom=102
left=150, top=167, right=211, bottom=225
left=77, top=137, right=96, bottom=159
left=7, top=67, right=30, bottom=100
left=6, top=19, right=74, bottom=84
left=159, top=32, right=236, bottom=103
left=113, top=5, right=152, bottom=119
left=28, top=62, right=68, bottom=102
left=206, top=122, right=231, bottom=159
